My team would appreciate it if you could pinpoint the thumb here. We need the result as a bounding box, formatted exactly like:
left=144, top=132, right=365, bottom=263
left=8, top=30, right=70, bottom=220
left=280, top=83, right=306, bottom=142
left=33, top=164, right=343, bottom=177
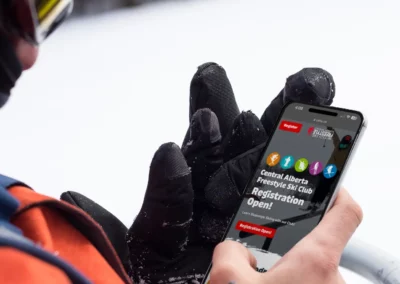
left=209, top=240, right=261, bottom=284
left=126, top=143, right=194, bottom=281
left=60, top=191, right=129, bottom=272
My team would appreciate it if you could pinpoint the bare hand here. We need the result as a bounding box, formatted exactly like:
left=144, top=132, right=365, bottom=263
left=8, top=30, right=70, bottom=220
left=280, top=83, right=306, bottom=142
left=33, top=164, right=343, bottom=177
left=209, top=189, right=363, bottom=284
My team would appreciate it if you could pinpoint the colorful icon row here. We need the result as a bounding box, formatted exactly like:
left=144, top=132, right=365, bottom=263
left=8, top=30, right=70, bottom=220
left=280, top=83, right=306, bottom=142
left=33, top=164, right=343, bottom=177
left=266, top=152, right=337, bottom=178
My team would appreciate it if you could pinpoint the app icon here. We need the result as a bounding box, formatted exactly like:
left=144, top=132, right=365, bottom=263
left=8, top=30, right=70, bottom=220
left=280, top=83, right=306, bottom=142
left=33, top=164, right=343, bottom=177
left=323, top=164, right=337, bottom=179
left=295, top=158, right=309, bottom=172
left=266, top=152, right=281, bottom=166
left=308, top=126, right=334, bottom=140
left=309, top=161, right=323, bottom=176
left=280, top=155, right=295, bottom=169
left=279, top=120, right=303, bottom=133
left=339, top=135, right=352, bottom=149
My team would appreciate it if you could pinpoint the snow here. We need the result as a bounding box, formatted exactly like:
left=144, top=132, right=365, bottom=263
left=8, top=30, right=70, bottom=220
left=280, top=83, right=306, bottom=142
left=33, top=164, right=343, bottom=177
left=1, top=0, right=400, bottom=283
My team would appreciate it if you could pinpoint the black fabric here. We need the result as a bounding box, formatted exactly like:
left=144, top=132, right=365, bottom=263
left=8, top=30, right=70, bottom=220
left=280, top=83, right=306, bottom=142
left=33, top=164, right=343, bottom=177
left=60, top=191, right=131, bottom=274
left=13, top=198, right=132, bottom=284
left=61, top=63, right=338, bottom=283
left=260, top=68, right=335, bottom=136
left=0, top=34, right=22, bottom=108
left=124, top=63, right=338, bottom=284
left=183, top=63, right=240, bottom=145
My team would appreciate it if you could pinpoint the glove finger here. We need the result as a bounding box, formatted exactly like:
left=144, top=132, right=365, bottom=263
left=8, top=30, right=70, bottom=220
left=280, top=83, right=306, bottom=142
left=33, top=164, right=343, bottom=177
left=200, top=143, right=266, bottom=242
left=221, top=110, right=267, bottom=162
left=196, top=112, right=266, bottom=243
left=260, top=68, right=335, bottom=136
left=126, top=143, right=193, bottom=280
left=182, top=62, right=240, bottom=146
left=182, top=108, right=222, bottom=193
left=181, top=108, right=225, bottom=245
left=60, top=191, right=130, bottom=273
left=205, top=143, right=265, bottom=215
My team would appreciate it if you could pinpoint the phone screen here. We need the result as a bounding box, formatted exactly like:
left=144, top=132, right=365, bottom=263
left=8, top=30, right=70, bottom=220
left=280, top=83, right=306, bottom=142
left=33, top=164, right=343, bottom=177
left=203, top=103, right=364, bottom=282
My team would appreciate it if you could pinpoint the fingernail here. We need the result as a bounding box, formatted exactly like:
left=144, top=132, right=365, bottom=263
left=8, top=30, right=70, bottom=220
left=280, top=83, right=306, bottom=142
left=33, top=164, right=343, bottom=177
left=150, top=143, right=190, bottom=181
left=190, top=108, right=221, bottom=144
left=284, top=68, right=335, bottom=105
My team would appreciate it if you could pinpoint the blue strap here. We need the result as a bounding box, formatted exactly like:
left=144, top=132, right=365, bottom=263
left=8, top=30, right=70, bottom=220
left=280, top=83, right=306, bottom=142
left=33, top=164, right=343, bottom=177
left=0, top=173, right=93, bottom=284
left=0, top=174, right=29, bottom=190
left=0, top=227, right=93, bottom=284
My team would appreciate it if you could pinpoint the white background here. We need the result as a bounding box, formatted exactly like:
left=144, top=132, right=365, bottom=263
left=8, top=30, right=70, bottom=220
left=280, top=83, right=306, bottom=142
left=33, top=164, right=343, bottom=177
left=1, top=0, right=399, bottom=282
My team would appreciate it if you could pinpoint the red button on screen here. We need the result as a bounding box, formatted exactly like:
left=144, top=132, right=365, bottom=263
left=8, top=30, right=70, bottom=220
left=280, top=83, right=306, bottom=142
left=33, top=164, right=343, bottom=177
left=235, top=221, right=276, bottom=238
left=279, top=120, right=303, bottom=133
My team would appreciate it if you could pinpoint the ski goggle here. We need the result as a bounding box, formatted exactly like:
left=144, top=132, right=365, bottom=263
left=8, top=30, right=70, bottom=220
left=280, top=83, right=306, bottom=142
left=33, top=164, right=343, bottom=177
left=1, top=0, right=74, bottom=45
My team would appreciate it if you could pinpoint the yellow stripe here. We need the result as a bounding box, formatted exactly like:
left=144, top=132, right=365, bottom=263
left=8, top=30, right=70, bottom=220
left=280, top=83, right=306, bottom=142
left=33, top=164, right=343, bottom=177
left=38, top=0, right=61, bottom=21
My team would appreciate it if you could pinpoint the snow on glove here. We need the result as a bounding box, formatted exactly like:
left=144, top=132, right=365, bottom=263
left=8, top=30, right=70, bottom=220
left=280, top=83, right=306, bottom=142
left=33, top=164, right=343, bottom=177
left=126, top=62, right=335, bottom=284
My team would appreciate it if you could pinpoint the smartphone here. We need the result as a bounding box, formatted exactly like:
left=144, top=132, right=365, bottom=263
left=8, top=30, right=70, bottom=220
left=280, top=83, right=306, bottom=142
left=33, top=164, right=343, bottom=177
left=202, top=102, right=366, bottom=283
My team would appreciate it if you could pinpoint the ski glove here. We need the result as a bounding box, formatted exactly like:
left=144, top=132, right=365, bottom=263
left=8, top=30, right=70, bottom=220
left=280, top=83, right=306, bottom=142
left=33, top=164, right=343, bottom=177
left=62, top=62, right=336, bottom=284
left=125, top=63, right=335, bottom=283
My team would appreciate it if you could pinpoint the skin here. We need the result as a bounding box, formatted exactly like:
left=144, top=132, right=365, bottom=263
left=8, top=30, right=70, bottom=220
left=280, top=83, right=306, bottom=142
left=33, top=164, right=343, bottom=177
left=209, top=188, right=363, bottom=284
left=11, top=37, right=38, bottom=70
left=12, top=32, right=362, bottom=284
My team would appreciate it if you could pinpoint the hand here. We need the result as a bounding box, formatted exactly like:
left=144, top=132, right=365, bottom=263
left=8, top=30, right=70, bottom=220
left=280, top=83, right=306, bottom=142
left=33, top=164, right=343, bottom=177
left=125, top=63, right=336, bottom=283
left=209, top=189, right=363, bottom=284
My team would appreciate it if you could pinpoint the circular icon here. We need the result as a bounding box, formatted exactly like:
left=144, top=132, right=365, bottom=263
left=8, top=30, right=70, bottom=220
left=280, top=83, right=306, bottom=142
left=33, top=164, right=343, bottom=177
left=308, top=127, right=315, bottom=135
left=323, top=164, right=337, bottom=179
left=280, top=155, right=295, bottom=169
left=266, top=152, right=281, bottom=166
left=339, top=135, right=352, bottom=150
left=295, top=158, right=309, bottom=172
left=309, top=161, right=323, bottom=176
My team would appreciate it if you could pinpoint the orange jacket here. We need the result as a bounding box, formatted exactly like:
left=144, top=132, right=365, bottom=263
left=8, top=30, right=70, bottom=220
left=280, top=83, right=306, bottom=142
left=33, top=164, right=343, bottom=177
left=0, top=181, right=132, bottom=284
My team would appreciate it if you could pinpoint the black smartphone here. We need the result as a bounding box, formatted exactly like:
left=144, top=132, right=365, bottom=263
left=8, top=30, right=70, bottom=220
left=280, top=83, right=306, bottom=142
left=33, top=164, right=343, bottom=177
left=202, top=102, right=366, bottom=283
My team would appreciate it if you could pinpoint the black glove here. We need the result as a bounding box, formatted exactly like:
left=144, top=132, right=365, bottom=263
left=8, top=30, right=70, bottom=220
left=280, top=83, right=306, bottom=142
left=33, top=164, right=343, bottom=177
left=125, top=63, right=335, bottom=283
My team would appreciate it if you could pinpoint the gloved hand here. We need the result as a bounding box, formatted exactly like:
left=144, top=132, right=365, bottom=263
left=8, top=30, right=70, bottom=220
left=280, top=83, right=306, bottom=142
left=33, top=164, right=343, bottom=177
left=125, top=63, right=335, bottom=283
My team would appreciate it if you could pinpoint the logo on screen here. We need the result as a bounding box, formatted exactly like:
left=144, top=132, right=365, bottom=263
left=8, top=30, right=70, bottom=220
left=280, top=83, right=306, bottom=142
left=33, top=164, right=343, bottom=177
left=323, top=164, right=337, bottom=178
left=309, top=161, right=323, bottom=175
left=308, top=127, right=334, bottom=140
left=267, top=152, right=281, bottom=166
left=280, top=155, right=295, bottom=169
left=295, top=158, right=309, bottom=172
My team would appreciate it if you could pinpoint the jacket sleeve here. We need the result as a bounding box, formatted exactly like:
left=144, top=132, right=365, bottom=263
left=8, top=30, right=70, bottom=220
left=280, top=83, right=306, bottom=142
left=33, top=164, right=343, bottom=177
left=0, top=248, right=72, bottom=284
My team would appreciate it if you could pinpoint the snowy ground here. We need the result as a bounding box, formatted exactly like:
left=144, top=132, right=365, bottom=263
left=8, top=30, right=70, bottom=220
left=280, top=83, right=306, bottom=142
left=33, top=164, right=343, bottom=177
left=1, top=0, right=400, bottom=283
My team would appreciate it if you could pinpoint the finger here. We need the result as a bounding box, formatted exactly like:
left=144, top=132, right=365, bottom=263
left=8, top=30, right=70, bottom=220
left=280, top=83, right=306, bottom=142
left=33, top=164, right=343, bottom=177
left=60, top=191, right=130, bottom=272
left=221, top=110, right=267, bottom=162
left=183, top=62, right=240, bottom=146
left=210, top=240, right=260, bottom=284
left=182, top=108, right=222, bottom=193
left=205, top=143, right=265, bottom=215
left=199, top=143, right=265, bottom=242
left=260, top=68, right=335, bottom=136
left=126, top=143, right=193, bottom=280
left=199, top=113, right=266, bottom=243
left=301, top=188, right=363, bottom=260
